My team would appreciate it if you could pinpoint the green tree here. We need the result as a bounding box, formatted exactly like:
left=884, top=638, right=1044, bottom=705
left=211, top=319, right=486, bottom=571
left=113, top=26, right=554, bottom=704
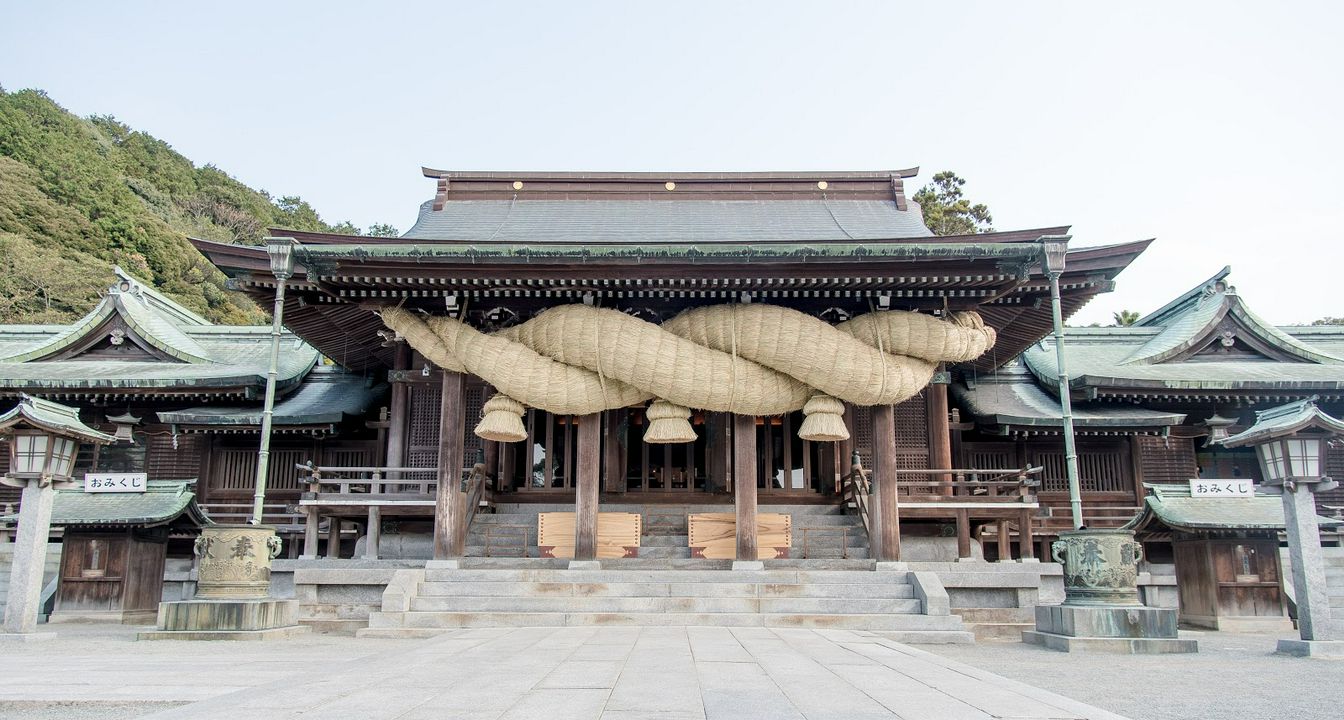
left=913, top=171, right=993, bottom=236
left=1311, top=317, right=1344, bottom=326
left=365, top=223, right=400, bottom=237
left=1113, top=310, right=1141, bottom=326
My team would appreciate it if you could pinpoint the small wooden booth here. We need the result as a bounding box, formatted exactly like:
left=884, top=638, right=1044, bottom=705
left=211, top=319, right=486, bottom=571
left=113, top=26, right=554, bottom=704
left=36, top=481, right=208, bottom=624
left=1127, top=483, right=1341, bottom=632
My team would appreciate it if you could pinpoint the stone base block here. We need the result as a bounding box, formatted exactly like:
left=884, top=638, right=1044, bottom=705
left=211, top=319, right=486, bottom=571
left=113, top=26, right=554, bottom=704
left=875, top=562, right=909, bottom=572
left=49, top=610, right=158, bottom=625
left=425, top=559, right=462, bottom=570
left=138, top=625, right=310, bottom=642
left=1023, top=630, right=1198, bottom=654
left=732, top=560, right=765, bottom=571
left=153, top=598, right=299, bottom=633
left=1276, top=639, right=1344, bottom=658
left=1034, top=603, right=1180, bottom=639
left=567, top=560, right=602, bottom=570
left=1027, top=603, right=1196, bottom=653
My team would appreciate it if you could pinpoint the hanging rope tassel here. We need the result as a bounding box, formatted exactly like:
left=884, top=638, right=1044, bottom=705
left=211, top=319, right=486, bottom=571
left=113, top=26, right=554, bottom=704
left=474, top=394, right=527, bottom=442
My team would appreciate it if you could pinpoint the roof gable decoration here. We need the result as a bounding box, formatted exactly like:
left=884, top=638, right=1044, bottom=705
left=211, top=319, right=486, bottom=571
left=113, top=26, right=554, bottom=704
left=1123, top=271, right=1340, bottom=367
left=0, top=267, right=214, bottom=365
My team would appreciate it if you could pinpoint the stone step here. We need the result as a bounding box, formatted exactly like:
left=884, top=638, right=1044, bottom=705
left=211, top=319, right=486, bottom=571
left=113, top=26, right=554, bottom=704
left=416, top=580, right=915, bottom=599
left=410, top=595, right=924, bottom=614
left=423, top=568, right=911, bottom=584
left=370, top=610, right=965, bottom=631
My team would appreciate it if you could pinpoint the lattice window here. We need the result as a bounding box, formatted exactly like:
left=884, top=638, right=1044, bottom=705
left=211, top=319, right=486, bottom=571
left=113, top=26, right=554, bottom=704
left=1135, top=436, right=1197, bottom=485
left=852, top=405, right=874, bottom=471
left=894, top=390, right=929, bottom=471
left=962, top=442, right=1016, bottom=471
left=211, top=448, right=257, bottom=493
left=1319, top=442, right=1344, bottom=512
left=146, top=433, right=203, bottom=480
left=407, top=383, right=442, bottom=468
left=1031, top=440, right=1132, bottom=494
left=464, top=383, right=487, bottom=463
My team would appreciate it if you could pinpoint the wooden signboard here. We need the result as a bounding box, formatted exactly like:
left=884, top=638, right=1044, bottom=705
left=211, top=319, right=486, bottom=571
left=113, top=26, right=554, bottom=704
left=537, top=511, right=641, bottom=559
left=688, top=512, right=791, bottom=560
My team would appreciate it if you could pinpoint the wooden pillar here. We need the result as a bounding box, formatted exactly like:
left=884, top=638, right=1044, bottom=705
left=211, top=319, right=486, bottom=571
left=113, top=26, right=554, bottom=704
left=574, top=413, right=601, bottom=561
left=872, top=405, right=901, bottom=561
left=1019, top=509, right=1036, bottom=560
left=733, top=414, right=758, bottom=561
left=996, top=520, right=1011, bottom=561
left=955, top=509, right=972, bottom=560
left=363, top=507, right=382, bottom=560
left=434, top=371, right=467, bottom=560
left=387, top=344, right=411, bottom=471
left=602, top=409, right=623, bottom=492
left=326, top=518, right=342, bottom=559
left=302, top=506, right=320, bottom=559
left=928, top=375, right=953, bottom=496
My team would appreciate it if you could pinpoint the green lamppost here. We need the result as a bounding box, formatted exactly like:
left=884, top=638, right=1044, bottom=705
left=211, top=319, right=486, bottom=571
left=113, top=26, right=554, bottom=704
left=0, top=396, right=112, bottom=637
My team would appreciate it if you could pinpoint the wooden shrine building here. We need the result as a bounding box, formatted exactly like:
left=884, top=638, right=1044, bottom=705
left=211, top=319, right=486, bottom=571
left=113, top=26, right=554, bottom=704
left=0, top=269, right=385, bottom=540
left=953, top=267, right=1344, bottom=555
left=193, top=169, right=1150, bottom=563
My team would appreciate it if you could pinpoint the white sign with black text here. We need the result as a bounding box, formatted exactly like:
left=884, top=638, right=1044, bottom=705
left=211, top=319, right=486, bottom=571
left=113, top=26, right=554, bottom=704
left=84, top=473, right=148, bottom=493
left=1189, top=478, right=1254, bottom=498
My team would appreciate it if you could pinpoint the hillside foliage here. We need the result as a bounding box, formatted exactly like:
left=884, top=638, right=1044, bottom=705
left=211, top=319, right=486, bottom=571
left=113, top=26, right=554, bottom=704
left=0, top=88, right=392, bottom=324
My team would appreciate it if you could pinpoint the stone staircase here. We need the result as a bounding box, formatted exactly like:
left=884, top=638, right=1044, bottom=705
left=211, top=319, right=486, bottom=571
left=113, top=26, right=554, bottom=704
left=358, top=501, right=968, bottom=641
left=360, top=561, right=969, bottom=642
left=466, top=502, right=869, bottom=560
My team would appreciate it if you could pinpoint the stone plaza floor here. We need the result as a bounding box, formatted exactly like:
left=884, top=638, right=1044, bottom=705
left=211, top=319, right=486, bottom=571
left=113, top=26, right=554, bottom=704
left=3, top=625, right=1340, bottom=720
left=1, top=625, right=1127, bottom=720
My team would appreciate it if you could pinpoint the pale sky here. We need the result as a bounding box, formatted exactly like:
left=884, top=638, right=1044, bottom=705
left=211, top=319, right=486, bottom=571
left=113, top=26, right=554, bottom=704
left=3, top=1, right=1340, bottom=325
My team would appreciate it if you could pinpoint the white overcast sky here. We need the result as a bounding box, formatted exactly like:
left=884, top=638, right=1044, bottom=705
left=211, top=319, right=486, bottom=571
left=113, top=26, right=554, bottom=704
left=2, top=1, right=1340, bottom=325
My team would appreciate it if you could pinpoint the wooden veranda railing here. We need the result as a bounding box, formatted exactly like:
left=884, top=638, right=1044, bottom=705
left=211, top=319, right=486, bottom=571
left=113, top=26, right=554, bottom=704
left=842, top=457, right=1044, bottom=561
left=293, top=463, right=489, bottom=560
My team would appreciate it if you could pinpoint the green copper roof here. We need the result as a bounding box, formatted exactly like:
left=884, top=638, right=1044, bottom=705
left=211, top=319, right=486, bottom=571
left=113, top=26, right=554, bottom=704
left=0, top=395, right=114, bottom=444
left=156, top=366, right=386, bottom=427
left=1023, top=269, right=1344, bottom=395
left=0, top=269, right=320, bottom=393
left=1218, top=398, right=1344, bottom=448
left=952, top=362, right=1185, bottom=431
left=1, top=480, right=210, bottom=528
left=1127, top=483, right=1343, bottom=534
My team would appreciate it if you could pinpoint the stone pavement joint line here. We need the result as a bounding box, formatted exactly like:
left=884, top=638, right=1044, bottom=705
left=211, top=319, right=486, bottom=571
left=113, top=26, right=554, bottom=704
left=12, top=626, right=1129, bottom=720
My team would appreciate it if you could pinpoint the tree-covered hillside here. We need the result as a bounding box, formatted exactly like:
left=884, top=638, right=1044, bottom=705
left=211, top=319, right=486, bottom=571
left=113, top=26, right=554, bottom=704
left=0, top=88, right=388, bottom=325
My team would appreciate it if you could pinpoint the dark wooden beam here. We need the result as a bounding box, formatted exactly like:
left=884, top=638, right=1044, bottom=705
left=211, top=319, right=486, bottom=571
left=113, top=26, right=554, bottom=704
left=433, top=371, right=467, bottom=560
left=574, top=412, right=601, bottom=561
left=733, top=414, right=758, bottom=561
left=872, top=404, right=901, bottom=561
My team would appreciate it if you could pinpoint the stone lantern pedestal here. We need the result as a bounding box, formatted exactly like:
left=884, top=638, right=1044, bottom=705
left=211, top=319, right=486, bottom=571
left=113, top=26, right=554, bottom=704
left=1024, top=528, right=1197, bottom=653
left=139, top=525, right=308, bottom=641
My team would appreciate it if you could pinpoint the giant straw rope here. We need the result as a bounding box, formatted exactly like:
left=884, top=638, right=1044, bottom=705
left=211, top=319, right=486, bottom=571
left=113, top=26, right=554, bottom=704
left=379, top=303, right=995, bottom=445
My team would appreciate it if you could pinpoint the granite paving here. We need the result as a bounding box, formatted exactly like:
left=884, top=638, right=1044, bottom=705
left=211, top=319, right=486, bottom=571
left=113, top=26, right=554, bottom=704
left=0, top=624, right=1126, bottom=719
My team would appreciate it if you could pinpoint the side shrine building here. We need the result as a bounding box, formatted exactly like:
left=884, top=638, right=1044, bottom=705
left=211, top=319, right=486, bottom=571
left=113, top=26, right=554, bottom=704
left=192, top=170, right=1149, bottom=567
left=0, top=268, right=385, bottom=536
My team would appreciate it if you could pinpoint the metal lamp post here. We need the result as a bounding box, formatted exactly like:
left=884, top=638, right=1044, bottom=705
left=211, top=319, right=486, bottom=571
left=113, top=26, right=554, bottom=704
left=1041, top=236, right=1083, bottom=528
left=251, top=236, right=295, bottom=525
left=1218, top=397, right=1344, bottom=657
left=0, top=396, right=113, bottom=636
